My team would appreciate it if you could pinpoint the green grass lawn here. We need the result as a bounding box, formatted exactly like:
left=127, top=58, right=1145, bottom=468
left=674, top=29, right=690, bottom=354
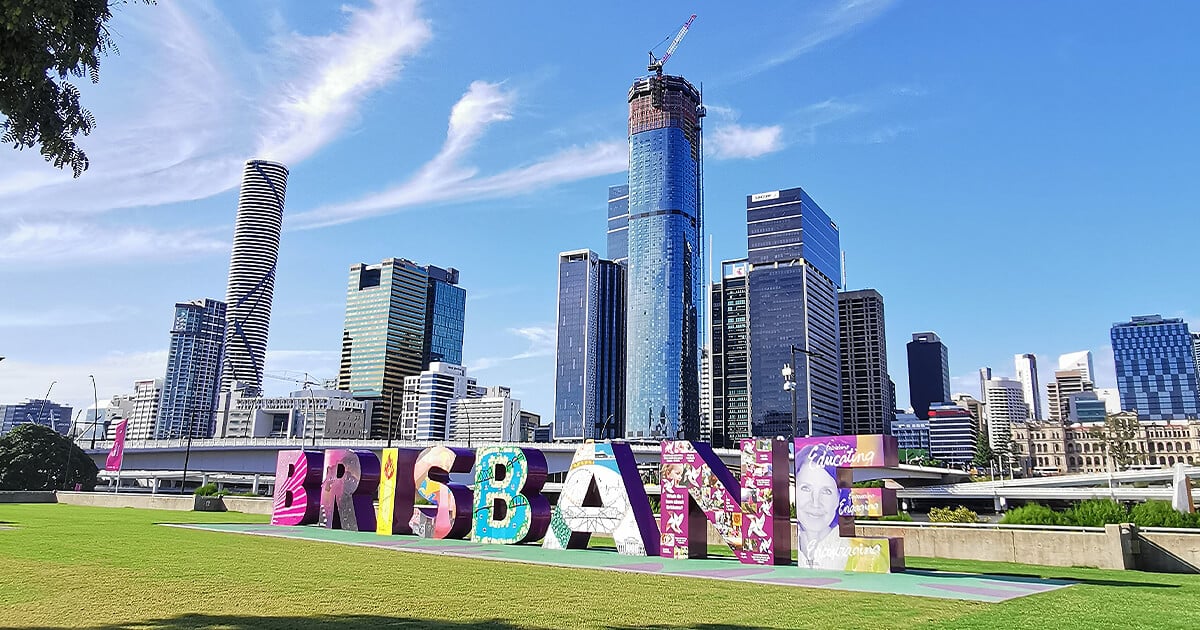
left=1, top=504, right=1198, bottom=629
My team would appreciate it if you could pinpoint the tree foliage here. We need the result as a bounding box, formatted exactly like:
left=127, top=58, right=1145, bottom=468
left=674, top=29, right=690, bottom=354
left=972, top=442, right=994, bottom=467
left=1088, top=411, right=1142, bottom=472
left=0, top=424, right=98, bottom=490
left=0, top=0, right=148, bottom=176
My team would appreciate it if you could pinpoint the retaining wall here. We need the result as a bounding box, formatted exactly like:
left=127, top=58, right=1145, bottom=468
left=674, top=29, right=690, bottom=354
left=0, top=491, right=56, bottom=503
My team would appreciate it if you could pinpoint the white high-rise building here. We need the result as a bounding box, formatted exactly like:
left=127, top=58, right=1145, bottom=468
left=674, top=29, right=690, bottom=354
left=1013, top=353, right=1042, bottom=420
left=1058, top=351, right=1095, bottom=384
left=220, top=159, right=289, bottom=396
left=983, top=377, right=1028, bottom=453
left=448, top=386, right=522, bottom=443
left=401, top=362, right=479, bottom=441
left=1094, top=388, right=1122, bottom=414
left=1047, top=369, right=1094, bottom=423
left=126, top=379, right=163, bottom=441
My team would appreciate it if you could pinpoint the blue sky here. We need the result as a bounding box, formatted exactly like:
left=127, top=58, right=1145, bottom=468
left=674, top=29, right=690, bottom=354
left=1, top=0, right=1197, bottom=422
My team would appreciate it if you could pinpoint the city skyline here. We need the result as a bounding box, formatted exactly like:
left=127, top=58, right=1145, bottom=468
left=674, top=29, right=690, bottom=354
left=2, top=1, right=1199, bottom=424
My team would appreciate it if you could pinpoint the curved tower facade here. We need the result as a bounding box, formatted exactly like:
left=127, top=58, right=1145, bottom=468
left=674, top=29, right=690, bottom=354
left=624, top=74, right=703, bottom=440
left=220, top=159, right=288, bottom=396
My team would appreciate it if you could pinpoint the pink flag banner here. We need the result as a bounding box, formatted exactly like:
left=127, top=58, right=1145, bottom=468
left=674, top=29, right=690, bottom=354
left=105, top=420, right=128, bottom=472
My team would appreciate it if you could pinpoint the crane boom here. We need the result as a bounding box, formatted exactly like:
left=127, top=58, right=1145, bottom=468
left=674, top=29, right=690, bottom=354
left=648, top=14, right=697, bottom=75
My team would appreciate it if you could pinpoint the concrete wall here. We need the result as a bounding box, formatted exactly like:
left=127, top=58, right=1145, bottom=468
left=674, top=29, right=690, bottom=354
left=0, top=491, right=56, bottom=503
left=222, top=496, right=273, bottom=515
left=1138, top=530, right=1200, bottom=574
left=55, top=491, right=195, bottom=511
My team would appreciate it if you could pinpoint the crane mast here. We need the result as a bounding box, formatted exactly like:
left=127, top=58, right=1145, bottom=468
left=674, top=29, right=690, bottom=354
left=648, top=14, right=697, bottom=76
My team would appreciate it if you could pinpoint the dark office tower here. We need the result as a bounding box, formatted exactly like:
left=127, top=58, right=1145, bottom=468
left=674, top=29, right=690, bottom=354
left=422, top=265, right=466, bottom=368
left=338, top=259, right=436, bottom=439
left=553, top=250, right=626, bottom=440
left=1111, top=314, right=1200, bottom=420
left=746, top=187, right=842, bottom=438
left=221, top=159, right=288, bottom=397
left=156, top=298, right=226, bottom=439
left=624, top=73, right=704, bottom=440
left=838, top=289, right=892, bottom=435
left=907, top=332, right=950, bottom=420
left=710, top=259, right=750, bottom=448
left=607, top=184, right=629, bottom=264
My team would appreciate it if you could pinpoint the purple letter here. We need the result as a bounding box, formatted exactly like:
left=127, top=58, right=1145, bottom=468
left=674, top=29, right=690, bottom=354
left=319, top=449, right=380, bottom=531
left=271, top=450, right=322, bottom=526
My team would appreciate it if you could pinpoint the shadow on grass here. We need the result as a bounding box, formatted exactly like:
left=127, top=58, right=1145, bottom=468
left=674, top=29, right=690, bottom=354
left=906, top=568, right=1178, bottom=589
left=6, top=614, right=772, bottom=630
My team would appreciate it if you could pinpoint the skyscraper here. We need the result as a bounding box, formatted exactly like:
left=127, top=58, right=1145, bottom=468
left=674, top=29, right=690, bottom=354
left=0, top=400, right=72, bottom=436
left=607, top=184, right=629, bottom=264
left=553, top=250, right=626, bottom=441
left=838, top=288, right=892, bottom=435
left=221, top=159, right=288, bottom=397
left=1192, top=332, right=1200, bottom=382
left=338, top=258, right=462, bottom=439
left=709, top=259, right=749, bottom=447
left=927, top=402, right=978, bottom=466
left=422, top=265, right=466, bottom=367
left=1111, top=314, right=1200, bottom=420
left=1058, top=350, right=1095, bottom=384
left=907, top=332, right=950, bottom=420
left=747, top=187, right=842, bottom=438
left=982, top=376, right=1027, bottom=453
left=1046, top=369, right=1094, bottom=423
left=1013, top=354, right=1042, bottom=421
left=156, top=298, right=226, bottom=439
left=401, top=362, right=479, bottom=441
left=624, top=73, right=704, bottom=440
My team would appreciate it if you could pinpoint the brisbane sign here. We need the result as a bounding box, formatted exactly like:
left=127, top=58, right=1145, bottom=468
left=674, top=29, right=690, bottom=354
left=271, top=435, right=904, bottom=573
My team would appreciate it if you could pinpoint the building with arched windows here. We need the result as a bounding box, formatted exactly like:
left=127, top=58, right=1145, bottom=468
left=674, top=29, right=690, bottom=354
left=1012, top=413, right=1200, bottom=475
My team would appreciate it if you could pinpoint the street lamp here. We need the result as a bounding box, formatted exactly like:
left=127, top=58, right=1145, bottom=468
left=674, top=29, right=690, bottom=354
left=782, top=345, right=822, bottom=439
left=597, top=414, right=616, bottom=441
left=89, top=374, right=100, bottom=449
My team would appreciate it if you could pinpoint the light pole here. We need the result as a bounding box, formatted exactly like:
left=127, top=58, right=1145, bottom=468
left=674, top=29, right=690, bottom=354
left=597, top=414, right=615, bottom=441
left=782, top=346, right=823, bottom=438
left=89, top=374, right=100, bottom=449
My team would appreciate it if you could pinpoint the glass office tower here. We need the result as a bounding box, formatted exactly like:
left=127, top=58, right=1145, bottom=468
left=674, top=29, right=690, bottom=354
left=624, top=74, right=704, bottom=440
left=1111, top=314, right=1200, bottom=420
left=746, top=187, right=842, bottom=438
left=423, top=265, right=466, bottom=367
left=907, top=332, right=951, bottom=420
left=156, top=298, right=227, bottom=438
left=553, top=250, right=626, bottom=440
left=710, top=259, right=750, bottom=447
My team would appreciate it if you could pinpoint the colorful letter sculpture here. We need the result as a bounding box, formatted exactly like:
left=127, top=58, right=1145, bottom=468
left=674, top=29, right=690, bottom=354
left=794, top=435, right=905, bottom=573
left=845, top=487, right=898, bottom=518
left=318, top=449, right=381, bottom=531
left=411, top=446, right=475, bottom=539
left=376, top=448, right=419, bottom=535
left=659, top=439, right=791, bottom=565
left=271, top=450, right=323, bottom=526
left=542, top=442, right=659, bottom=556
left=472, top=446, right=551, bottom=545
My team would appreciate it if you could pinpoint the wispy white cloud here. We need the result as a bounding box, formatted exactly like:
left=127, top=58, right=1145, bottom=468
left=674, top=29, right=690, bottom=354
left=466, top=326, right=556, bottom=373
left=288, top=82, right=628, bottom=230
left=0, top=351, right=169, bottom=422
left=707, top=123, right=784, bottom=159
left=0, top=221, right=227, bottom=265
left=854, top=124, right=913, bottom=144
left=257, top=0, right=432, bottom=164
left=737, top=0, right=896, bottom=81
left=0, top=305, right=139, bottom=329
left=0, top=0, right=434, bottom=263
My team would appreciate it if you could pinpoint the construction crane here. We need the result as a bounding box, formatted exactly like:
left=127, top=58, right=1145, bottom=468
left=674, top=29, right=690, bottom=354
left=647, top=14, right=697, bottom=76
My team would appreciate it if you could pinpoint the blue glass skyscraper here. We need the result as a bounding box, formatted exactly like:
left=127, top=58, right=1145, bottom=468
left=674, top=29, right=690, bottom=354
left=157, top=298, right=227, bottom=438
left=625, top=74, right=704, bottom=440
left=423, top=265, right=465, bottom=367
left=908, top=332, right=951, bottom=420
left=607, top=184, right=629, bottom=264
left=1111, top=315, right=1200, bottom=420
left=553, top=250, right=626, bottom=440
left=746, top=187, right=842, bottom=438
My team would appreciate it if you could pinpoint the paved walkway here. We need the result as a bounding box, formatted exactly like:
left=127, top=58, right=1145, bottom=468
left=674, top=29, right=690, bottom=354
left=169, top=523, right=1070, bottom=603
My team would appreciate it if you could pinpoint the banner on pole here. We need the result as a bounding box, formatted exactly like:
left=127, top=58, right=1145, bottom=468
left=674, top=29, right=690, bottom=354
left=105, top=420, right=127, bottom=472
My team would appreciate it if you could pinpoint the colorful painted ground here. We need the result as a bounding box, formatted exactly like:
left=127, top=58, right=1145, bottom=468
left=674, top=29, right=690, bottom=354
left=173, top=522, right=1066, bottom=603
left=4, top=504, right=1200, bottom=629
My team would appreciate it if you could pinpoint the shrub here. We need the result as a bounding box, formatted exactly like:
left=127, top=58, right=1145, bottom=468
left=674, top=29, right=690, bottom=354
left=193, top=483, right=221, bottom=497
left=879, top=512, right=914, bottom=522
left=1062, top=499, right=1128, bottom=527
left=1130, top=500, right=1200, bottom=528
left=928, top=506, right=979, bottom=523
left=1000, top=503, right=1065, bottom=526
